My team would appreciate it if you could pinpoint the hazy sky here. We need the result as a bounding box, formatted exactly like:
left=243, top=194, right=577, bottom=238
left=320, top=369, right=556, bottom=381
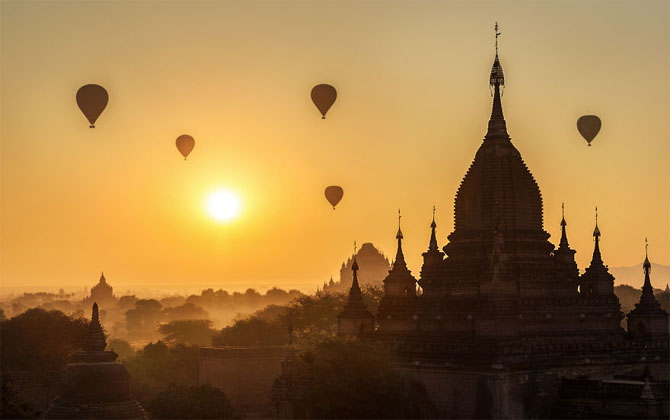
left=1, top=1, right=668, bottom=293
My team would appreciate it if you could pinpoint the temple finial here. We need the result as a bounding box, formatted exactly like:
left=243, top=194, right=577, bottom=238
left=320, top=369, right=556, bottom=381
left=590, top=206, right=603, bottom=266
left=486, top=22, right=507, bottom=138
left=352, top=241, right=359, bottom=272
left=495, top=22, right=501, bottom=56
left=396, top=209, right=403, bottom=240
left=593, top=206, right=601, bottom=238
left=643, top=237, right=651, bottom=273
left=428, top=206, right=439, bottom=252
left=348, top=241, right=362, bottom=300
left=559, top=202, right=569, bottom=248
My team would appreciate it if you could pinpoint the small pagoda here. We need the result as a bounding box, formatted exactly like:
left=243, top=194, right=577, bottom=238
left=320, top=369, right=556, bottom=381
left=44, top=303, right=146, bottom=419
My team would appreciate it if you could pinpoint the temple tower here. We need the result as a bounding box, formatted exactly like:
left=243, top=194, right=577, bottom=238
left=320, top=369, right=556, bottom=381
left=419, top=206, right=445, bottom=297
left=627, top=240, right=669, bottom=338
left=337, top=243, right=375, bottom=339
left=580, top=208, right=616, bottom=297
left=378, top=211, right=419, bottom=332
left=442, top=22, right=555, bottom=300
left=552, top=203, right=579, bottom=296
left=44, top=303, right=146, bottom=419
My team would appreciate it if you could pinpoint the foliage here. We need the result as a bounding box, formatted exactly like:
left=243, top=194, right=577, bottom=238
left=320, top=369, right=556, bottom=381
left=158, top=319, right=215, bottom=346
left=125, top=299, right=163, bottom=336
left=107, top=338, right=136, bottom=361
left=1, top=375, right=39, bottom=419
left=162, top=303, right=208, bottom=322
left=123, top=341, right=200, bottom=407
left=299, top=338, right=432, bottom=419
left=0, top=308, right=88, bottom=371
left=212, top=316, right=287, bottom=346
left=148, top=384, right=242, bottom=419
left=212, top=289, right=382, bottom=347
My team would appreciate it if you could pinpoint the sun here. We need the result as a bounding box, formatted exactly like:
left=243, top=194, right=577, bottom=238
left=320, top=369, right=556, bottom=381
left=206, top=190, right=241, bottom=222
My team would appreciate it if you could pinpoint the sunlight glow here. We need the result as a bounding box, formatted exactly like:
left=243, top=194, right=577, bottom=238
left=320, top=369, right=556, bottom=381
left=206, top=190, right=241, bottom=222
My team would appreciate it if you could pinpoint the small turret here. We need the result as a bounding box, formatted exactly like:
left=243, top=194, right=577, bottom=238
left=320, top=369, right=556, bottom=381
left=383, top=210, right=417, bottom=299
left=420, top=206, right=444, bottom=294
left=627, top=239, right=669, bottom=338
left=580, top=207, right=615, bottom=297
left=337, top=242, right=375, bottom=339
left=553, top=203, right=579, bottom=294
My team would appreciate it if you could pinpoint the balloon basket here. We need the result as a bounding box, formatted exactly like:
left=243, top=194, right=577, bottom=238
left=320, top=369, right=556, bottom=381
left=89, top=125, right=95, bottom=128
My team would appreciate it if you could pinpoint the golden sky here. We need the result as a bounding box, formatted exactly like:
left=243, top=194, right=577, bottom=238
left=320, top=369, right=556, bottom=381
left=1, top=1, right=668, bottom=293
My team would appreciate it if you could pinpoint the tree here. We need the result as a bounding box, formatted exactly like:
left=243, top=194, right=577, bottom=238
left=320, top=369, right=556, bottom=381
left=1, top=375, right=39, bottom=419
left=107, top=338, right=135, bottom=361
left=298, top=338, right=432, bottom=419
left=158, top=319, right=215, bottom=346
left=124, top=299, right=163, bottom=338
left=148, top=384, right=241, bottom=419
left=162, top=302, right=209, bottom=322
left=0, top=308, right=88, bottom=371
left=124, top=341, right=200, bottom=406
left=212, top=317, right=287, bottom=346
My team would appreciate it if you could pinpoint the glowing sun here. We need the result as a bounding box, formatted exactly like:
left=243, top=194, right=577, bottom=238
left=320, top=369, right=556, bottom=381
left=206, top=190, right=241, bottom=222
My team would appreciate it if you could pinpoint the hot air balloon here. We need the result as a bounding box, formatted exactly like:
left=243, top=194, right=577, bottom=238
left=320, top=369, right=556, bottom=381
left=311, top=84, right=337, bottom=119
left=577, top=115, right=601, bottom=147
left=76, top=84, right=108, bottom=128
left=324, top=186, right=343, bottom=209
left=176, top=135, right=195, bottom=160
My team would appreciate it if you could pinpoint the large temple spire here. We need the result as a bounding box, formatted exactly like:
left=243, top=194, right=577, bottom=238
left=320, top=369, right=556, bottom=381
left=486, top=22, right=508, bottom=139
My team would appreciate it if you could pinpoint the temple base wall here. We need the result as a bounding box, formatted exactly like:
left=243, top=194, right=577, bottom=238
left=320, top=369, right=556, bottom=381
left=399, top=359, right=669, bottom=419
left=199, top=346, right=285, bottom=419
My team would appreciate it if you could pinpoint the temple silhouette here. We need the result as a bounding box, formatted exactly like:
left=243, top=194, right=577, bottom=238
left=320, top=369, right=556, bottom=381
left=321, top=242, right=390, bottom=293
left=331, top=24, right=670, bottom=419
left=44, top=303, right=146, bottom=419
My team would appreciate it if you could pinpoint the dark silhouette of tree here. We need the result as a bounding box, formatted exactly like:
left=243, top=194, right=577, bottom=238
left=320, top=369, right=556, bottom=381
left=125, top=299, right=163, bottom=338
left=124, top=341, right=199, bottom=407
left=1, top=375, right=39, bottom=419
left=107, top=338, right=135, bottom=361
left=158, top=319, right=215, bottom=346
left=162, top=302, right=209, bottom=322
left=0, top=308, right=88, bottom=371
left=212, top=317, right=287, bottom=346
left=299, top=338, right=431, bottom=419
left=148, top=384, right=242, bottom=419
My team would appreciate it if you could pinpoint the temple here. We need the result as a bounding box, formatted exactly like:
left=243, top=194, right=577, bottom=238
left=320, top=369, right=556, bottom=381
left=322, top=242, right=390, bottom=293
left=338, top=23, right=669, bottom=419
left=84, top=272, right=117, bottom=309
left=44, top=303, right=146, bottom=419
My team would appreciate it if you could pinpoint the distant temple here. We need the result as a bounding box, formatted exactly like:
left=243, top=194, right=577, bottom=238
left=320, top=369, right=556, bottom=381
left=322, top=242, right=390, bottom=293
left=334, top=23, right=669, bottom=419
left=44, top=303, right=145, bottom=419
left=84, top=272, right=116, bottom=308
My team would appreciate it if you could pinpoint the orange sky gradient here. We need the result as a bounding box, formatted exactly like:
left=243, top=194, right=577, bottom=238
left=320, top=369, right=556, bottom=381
left=1, top=1, right=668, bottom=294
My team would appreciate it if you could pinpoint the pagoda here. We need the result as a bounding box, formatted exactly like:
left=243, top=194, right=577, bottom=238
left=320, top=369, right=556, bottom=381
left=44, top=303, right=146, bottom=419
left=337, top=243, right=375, bottom=339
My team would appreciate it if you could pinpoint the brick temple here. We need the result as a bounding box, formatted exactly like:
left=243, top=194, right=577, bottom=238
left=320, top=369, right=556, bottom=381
left=336, top=24, right=670, bottom=419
